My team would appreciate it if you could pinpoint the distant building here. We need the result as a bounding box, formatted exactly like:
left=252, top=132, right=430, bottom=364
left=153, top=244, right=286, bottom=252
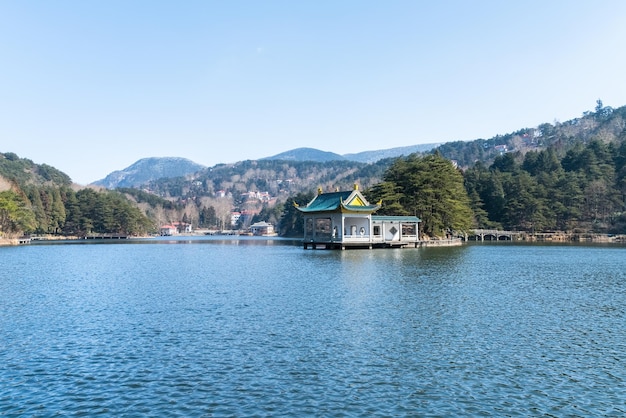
left=172, top=221, right=192, bottom=233
left=242, top=191, right=271, bottom=202
left=160, top=225, right=177, bottom=236
left=249, top=221, right=276, bottom=236
left=231, top=212, right=241, bottom=226
left=160, top=222, right=192, bottom=235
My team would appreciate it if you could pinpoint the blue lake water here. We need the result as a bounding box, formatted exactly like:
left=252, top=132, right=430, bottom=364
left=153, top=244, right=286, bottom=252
left=1, top=237, right=625, bottom=416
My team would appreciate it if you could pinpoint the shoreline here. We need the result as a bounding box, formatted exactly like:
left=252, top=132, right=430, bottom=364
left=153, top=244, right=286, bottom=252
left=483, top=232, right=626, bottom=243
left=4, top=233, right=626, bottom=247
left=0, top=237, right=31, bottom=246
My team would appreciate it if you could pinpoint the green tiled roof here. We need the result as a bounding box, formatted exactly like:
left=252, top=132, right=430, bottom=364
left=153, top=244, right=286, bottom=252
left=299, top=191, right=352, bottom=212
left=297, top=190, right=380, bottom=213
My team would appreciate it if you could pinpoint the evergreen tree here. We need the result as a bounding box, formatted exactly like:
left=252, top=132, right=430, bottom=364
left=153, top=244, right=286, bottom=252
left=278, top=192, right=314, bottom=237
left=364, top=181, right=407, bottom=215
left=199, top=206, right=217, bottom=228
left=25, top=187, right=47, bottom=233
left=50, top=188, right=67, bottom=234
left=61, top=188, right=82, bottom=235
left=369, top=154, right=474, bottom=237
left=501, top=172, right=545, bottom=231
left=0, top=191, right=36, bottom=235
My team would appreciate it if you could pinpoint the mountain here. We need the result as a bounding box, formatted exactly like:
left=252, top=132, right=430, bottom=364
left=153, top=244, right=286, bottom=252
left=94, top=144, right=442, bottom=190
left=0, top=152, right=72, bottom=188
left=343, top=143, right=442, bottom=163
left=262, top=144, right=441, bottom=164
left=261, top=147, right=346, bottom=162
left=92, top=157, right=205, bottom=189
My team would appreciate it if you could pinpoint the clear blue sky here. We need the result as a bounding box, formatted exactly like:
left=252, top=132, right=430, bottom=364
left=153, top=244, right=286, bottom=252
left=2, top=1, right=626, bottom=184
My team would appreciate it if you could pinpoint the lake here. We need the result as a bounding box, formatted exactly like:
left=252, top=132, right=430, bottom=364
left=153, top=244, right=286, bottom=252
left=1, top=237, right=625, bottom=416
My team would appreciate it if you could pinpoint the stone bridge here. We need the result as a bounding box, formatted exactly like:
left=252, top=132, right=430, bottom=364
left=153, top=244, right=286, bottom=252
left=468, top=229, right=523, bottom=241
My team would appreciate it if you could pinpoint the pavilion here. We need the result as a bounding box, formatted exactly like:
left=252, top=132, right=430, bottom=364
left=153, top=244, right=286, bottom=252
left=296, top=185, right=421, bottom=249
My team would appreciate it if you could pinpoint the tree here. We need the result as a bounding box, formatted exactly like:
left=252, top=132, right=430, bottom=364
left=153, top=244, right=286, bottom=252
left=61, top=188, right=82, bottom=235
left=278, top=192, right=314, bottom=237
left=49, top=188, right=67, bottom=234
left=501, top=172, right=545, bottom=231
left=24, top=186, right=47, bottom=233
left=251, top=203, right=283, bottom=227
left=463, top=162, right=502, bottom=229
left=364, top=181, right=407, bottom=215
left=368, top=154, right=474, bottom=237
left=199, top=206, right=217, bottom=228
left=0, top=191, right=36, bottom=235
left=490, top=152, right=519, bottom=173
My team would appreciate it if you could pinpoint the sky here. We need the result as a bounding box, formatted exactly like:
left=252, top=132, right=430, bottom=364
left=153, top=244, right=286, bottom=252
left=1, top=1, right=626, bottom=185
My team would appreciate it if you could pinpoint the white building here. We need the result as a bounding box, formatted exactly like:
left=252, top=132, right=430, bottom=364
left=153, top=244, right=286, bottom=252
left=249, top=221, right=276, bottom=236
left=296, top=185, right=420, bottom=249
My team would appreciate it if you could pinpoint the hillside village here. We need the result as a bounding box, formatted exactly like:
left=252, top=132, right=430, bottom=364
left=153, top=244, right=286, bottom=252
left=141, top=132, right=543, bottom=236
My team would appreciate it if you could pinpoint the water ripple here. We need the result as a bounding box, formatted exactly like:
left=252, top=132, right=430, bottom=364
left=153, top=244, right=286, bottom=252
left=1, top=241, right=625, bottom=415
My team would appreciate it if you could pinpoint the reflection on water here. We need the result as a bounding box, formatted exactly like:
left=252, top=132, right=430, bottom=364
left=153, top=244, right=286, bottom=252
left=1, top=239, right=625, bottom=416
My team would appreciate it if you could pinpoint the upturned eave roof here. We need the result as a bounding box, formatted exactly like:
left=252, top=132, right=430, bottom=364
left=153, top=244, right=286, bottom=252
left=296, top=189, right=380, bottom=214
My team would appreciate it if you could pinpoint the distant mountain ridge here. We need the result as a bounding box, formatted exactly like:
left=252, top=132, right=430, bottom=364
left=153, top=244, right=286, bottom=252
left=261, top=147, right=346, bottom=162
left=343, top=143, right=441, bottom=163
left=94, top=144, right=442, bottom=189
left=91, top=157, right=205, bottom=189
left=262, top=143, right=441, bottom=163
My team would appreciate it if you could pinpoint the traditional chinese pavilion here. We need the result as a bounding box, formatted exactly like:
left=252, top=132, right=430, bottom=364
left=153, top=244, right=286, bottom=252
left=296, top=185, right=421, bottom=249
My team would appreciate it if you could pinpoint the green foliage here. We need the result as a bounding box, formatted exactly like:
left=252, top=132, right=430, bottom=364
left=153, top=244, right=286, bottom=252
left=365, top=181, right=406, bottom=215
left=1, top=180, right=154, bottom=237
left=0, top=153, right=72, bottom=187
left=0, top=191, right=36, bottom=235
left=251, top=203, right=284, bottom=228
left=198, top=206, right=218, bottom=228
left=464, top=137, right=626, bottom=233
left=73, top=189, right=154, bottom=236
left=278, top=192, right=314, bottom=237
left=367, top=154, right=474, bottom=237
left=37, top=164, right=72, bottom=185
left=5, top=102, right=626, bottom=238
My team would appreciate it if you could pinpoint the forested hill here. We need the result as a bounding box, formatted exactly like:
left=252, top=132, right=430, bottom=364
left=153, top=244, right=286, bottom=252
left=436, top=101, right=626, bottom=168
left=141, top=101, right=626, bottom=195
left=0, top=152, right=72, bottom=188
left=0, top=152, right=153, bottom=238
left=90, top=102, right=623, bottom=193
left=145, top=158, right=391, bottom=199
left=461, top=133, right=626, bottom=234
left=261, top=147, right=345, bottom=162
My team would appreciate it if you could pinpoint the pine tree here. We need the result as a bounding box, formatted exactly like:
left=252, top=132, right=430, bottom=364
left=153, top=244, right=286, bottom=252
left=368, top=154, right=474, bottom=237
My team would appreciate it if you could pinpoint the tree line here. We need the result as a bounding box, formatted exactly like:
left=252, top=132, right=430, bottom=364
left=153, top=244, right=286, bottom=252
left=465, top=139, right=626, bottom=233
left=0, top=185, right=153, bottom=237
left=5, top=139, right=626, bottom=238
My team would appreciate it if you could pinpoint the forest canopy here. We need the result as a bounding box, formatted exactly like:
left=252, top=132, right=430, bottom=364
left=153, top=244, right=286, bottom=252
left=365, top=154, right=474, bottom=237
left=0, top=153, right=153, bottom=237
